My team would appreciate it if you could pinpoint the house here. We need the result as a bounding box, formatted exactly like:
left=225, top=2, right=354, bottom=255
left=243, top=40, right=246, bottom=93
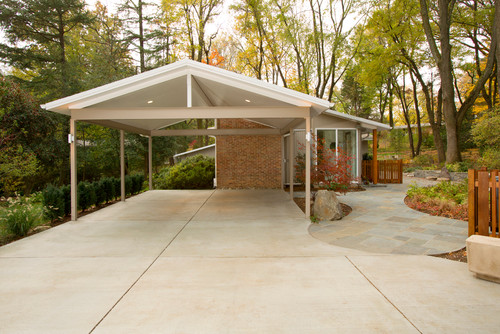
left=41, top=59, right=390, bottom=219
left=173, top=144, right=216, bottom=163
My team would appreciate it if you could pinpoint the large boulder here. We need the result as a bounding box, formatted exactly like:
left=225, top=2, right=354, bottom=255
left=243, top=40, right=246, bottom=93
left=313, top=190, right=343, bottom=221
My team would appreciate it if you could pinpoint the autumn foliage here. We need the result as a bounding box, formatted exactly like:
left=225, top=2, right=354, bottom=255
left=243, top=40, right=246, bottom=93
left=295, top=135, right=357, bottom=194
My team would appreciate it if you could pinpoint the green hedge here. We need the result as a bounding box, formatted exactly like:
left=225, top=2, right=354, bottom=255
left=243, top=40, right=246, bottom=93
left=42, top=184, right=65, bottom=221
left=42, top=175, right=145, bottom=218
left=154, top=155, right=215, bottom=190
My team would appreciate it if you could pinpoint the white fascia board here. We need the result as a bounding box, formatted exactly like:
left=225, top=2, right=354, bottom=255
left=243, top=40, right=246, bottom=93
left=42, top=59, right=331, bottom=114
left=323, top=109, right=392, bottom=130
left=42, top=61, right=191, bottom=112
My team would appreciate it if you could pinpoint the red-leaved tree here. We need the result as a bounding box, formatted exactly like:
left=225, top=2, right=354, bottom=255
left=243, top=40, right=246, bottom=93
left=295, top=135, right=357, bottom=194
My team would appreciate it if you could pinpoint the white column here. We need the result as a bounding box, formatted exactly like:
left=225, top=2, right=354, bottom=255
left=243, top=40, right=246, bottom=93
left=120, top=130, right=125, bottom=201
left=305, top=117, right=311, bottom=218
left=289, top=130, right=294, bottom=200
left=70, top=118, right=77, bottom=221
left=149, top=136, right=153, bottom=190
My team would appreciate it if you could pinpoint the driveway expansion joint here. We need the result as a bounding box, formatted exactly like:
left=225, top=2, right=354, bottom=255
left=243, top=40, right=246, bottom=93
left=346, top=256, right=423, bottom=334
left=88, top=189, right=216, bottom=334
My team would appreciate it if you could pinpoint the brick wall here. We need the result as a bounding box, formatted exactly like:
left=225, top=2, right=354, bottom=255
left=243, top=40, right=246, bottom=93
left=216, top=119, right=282, bottom=189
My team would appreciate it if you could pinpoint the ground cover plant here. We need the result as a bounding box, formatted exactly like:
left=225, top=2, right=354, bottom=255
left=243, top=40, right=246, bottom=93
left=0, top=193, right=46, bottom=237
left=405, top=181, right=468, bottom=220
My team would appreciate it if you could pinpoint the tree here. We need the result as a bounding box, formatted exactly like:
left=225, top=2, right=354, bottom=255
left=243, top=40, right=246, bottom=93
left=419, top=0, right=498, bottom=162
left=119, top=0, right=167, bottom=72
left=74, top=2, right=135, bottom=90
left=0, top=0, right=92, bottom=100
left=0, top=76, right=61, bottom=194
left=164, top=0, right=223, bottom=63
left=339, top=68, right=374, bottom=119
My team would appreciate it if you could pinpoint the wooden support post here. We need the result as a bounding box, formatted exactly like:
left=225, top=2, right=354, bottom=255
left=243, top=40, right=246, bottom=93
left=373, top=129, right=378, bottom=184
left=70, top=118, right=77, bottom=221
left=289, top=130, right=294, bottom=200
left=491, top=170, right=498, bottom=237
left=478, top=169, right=490, bottom=236
left=468, top=169, right=477, bottom=236
left=149, top=136, right=153, bottom=190
left=120, top=130, right=125, bottom=201
left=305, top=117, right=311, bottom=218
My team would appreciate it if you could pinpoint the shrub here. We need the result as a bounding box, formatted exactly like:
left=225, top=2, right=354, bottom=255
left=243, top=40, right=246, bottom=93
left=125, top=175, right=133, bottom=196
left=446, top=161, right=472, bottom=173
left=100, top=177, right=114, bottom=203
left=156, top=155, right=215, bottom=189
left=77, top=181, right=96, bottom=211
left=295, top=136, right=356, bottom=194
left=131, top=174, right=145, bottom=194
left=471, top=110, right=500, bottom=169
left=93, top=179, right=106, bottom=207
left=407, top=180, right=468, bottom=205
left=153, top=166, right=171, bottom=189
left=42, top=184, right=65, bottom=222
left=111, top=177, right=121, bottom=200
left=412, top=154, right=434, bottom=167
left=61, top=185, right=71, bottom=216
left=0, top=195, right=45, bottom=237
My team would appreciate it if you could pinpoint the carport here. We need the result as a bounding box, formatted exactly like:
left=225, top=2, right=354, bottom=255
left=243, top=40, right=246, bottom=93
left=42, top=59, right=331, bottom=220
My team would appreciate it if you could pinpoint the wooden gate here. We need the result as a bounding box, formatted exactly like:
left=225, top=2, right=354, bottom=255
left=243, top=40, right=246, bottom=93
left=362, top=160, right=403, bottom=184
left=468, top=169, right=500, bottom=237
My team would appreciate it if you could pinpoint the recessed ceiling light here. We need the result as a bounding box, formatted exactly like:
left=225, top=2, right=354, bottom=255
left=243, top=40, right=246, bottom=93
left=147, top=100, right=153, bottom=104
left=245, top=99, right=251, bottom=103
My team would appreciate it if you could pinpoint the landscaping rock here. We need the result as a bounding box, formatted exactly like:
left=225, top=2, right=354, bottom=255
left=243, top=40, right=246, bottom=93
left=313, top=190, right=343, bottom=221
left=437, top=177, right=451, bottom=182
left=426, top=176, right=437, bottom=181
left=439, top=166, right=452, bottom=180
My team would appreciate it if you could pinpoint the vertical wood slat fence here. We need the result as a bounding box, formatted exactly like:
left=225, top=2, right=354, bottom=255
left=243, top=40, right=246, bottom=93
left=468, top=169, right=500, bottom=237
left=362, top=160, right=403, bottom=184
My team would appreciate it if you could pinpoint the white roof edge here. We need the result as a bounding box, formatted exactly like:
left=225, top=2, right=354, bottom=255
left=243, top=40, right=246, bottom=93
left=174, top=144, right=216, bottom=157
left=323, top=110, right=392, bottom=130
left=42, top=60, right=190, bottom=110
left=42, top=59, right=330, bottom=111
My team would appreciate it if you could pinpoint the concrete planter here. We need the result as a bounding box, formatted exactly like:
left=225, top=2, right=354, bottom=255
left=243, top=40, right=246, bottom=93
left=466, top=235, right=500, bottom=284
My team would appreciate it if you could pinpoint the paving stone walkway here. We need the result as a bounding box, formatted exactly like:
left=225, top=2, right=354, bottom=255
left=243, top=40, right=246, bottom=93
left=308, top=177, right=468, bottom=255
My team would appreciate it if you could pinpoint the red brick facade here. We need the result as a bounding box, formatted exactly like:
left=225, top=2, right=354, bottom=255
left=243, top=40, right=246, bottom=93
left=216, top=119, right=282, bottom=189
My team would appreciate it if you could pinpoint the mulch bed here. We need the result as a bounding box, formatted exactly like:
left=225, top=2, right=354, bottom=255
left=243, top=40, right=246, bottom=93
left=404, top=196, right=468, bottom=221
left=431, top=247, right=467, bottom=263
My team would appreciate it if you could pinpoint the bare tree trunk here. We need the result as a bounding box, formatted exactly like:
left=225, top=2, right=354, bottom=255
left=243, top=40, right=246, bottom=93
left=410, top=71, right=423, bottom=156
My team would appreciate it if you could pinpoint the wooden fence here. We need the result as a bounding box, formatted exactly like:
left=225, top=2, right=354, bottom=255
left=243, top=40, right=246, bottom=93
left=362, top=160, right=403, bottom=184
left=468, top=169, right=500, bottom=237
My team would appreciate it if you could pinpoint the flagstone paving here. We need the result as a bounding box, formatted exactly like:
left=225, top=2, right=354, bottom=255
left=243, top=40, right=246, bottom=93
left=309, top=177, right=468, bottom=255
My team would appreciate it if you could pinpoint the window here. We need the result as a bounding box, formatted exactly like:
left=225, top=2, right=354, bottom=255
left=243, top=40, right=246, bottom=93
left=317, top=129, right=358, bottom=177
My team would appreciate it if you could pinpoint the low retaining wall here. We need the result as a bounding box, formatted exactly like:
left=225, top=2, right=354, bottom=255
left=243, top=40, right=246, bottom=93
left=413, top=169, right=468, bottom=182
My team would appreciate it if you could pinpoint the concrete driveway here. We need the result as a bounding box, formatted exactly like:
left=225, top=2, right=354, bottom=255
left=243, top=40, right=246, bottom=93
left=1, top=190, right=500, bottom=333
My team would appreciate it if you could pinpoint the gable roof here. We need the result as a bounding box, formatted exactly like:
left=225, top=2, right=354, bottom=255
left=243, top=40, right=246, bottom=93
left=42, top=59, right=390, bottom=133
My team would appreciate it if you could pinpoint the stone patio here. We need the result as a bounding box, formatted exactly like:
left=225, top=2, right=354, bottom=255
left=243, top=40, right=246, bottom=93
left=308, top=179, right=468, bottom=255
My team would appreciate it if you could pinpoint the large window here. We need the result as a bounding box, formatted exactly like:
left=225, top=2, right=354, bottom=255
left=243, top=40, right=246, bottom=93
left=317, top=129, right=358, bottom=177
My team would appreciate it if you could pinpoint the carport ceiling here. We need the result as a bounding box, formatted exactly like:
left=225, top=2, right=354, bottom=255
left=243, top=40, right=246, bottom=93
left=42, top=59, right=332, bottom=135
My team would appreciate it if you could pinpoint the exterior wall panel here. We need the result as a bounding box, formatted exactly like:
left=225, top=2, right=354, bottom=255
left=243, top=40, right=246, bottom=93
left=216, top=119, right=282, bottom=189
